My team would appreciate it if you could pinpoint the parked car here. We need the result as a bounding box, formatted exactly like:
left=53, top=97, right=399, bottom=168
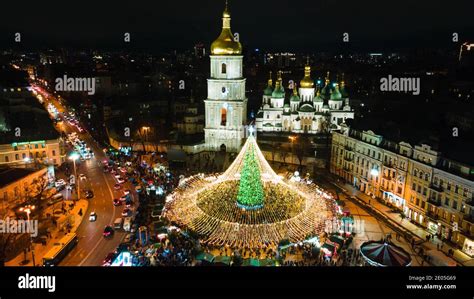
left=55, top=179, right=66, bottom=188
left=102, top=252, right=116, bottom=266
left=121, top=208, right=131, bottom=217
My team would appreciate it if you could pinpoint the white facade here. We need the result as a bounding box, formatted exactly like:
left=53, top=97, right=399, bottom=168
left=256, top=69, right=354, bottom=134
left=204, top=55, right=248, bottom=152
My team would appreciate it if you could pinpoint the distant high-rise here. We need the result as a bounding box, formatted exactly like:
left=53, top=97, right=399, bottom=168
left=459, top=42, right=474, bottom=67
left=194, top=43, right=206, bottom=58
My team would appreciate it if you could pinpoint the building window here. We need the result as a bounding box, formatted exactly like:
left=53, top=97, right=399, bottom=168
left=221, top=63, right=227, bottom=74
left=452, top=200, right=458, bottom=210
left=52, top=150, right=56, bottom=156
left=220, top=108, right=227, bottom=126
left=4, top=156, right=8, bottom=162
left=15, top=154, right=19, bottom=160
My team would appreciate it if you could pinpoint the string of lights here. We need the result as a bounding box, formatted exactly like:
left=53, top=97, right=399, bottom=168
left=163, top=136, right=338, bottom=249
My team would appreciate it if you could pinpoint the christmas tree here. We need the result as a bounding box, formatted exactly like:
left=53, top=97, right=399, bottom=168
left=236, top=142, right=265, bottom=209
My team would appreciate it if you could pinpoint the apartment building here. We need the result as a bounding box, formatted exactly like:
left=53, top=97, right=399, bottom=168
left=331, top=124, right=474, bottom=256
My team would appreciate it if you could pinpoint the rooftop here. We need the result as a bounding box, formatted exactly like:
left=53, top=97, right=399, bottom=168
left=0, top=167, right=39, bottom=188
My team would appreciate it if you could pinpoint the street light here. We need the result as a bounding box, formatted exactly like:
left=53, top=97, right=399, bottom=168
left=370, top=168, right=379, bottom=199
left=19, top=205, right=35, bottom=266
left=142, top=127, right=150, bottom=153
left=288, top=136, right=297, bottom=165
left=69, top=152, right=80, bottom=201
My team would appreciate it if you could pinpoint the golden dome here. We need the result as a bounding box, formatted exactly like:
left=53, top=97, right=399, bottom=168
left=210, top=1, right=242, bottom=55
left=300, top=65, right=314, bottom=88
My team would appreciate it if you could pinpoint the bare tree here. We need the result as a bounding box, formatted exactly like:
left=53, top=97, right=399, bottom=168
left=279, top=151, right=288, bottom=164
left=0, top=232, right=16, bottom=267
left=25, top=175, right=54, bottom=220
left=295, top=136, right=310, bottom=167
left=271, top=142, right=281, bottom=162
left=0, top=213, right=29, bottom=266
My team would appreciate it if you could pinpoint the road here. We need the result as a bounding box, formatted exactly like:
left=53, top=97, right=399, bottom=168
left=34, top=85, right=128, bottom=266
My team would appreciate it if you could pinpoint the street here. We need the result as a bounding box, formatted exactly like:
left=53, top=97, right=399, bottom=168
left=35, top=85, right=128, bottom=266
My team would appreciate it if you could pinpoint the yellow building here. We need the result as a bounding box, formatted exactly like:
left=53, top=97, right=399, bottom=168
left=0, top=167, right=49, bottom=214
left=0, top=139, right=63, bottom=167
left=331, top=124, right=474, bottom=254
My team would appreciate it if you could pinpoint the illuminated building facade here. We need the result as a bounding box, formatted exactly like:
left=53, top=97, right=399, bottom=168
left=204, top=2, right=247, bottom=152
left=256, top=67, right=354, bottom=134
left=331, top=125, right=474, bottom=254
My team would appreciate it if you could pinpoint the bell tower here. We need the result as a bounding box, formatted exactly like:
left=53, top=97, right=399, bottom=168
left=204, top=1, right=247, bottom=152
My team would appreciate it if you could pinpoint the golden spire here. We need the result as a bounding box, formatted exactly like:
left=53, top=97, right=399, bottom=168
left=267, top=71, right=273, bottom=87
left=293, top=83, right=298, bottom=95
left=300, top=59, right=314, bottom=88
left=325, top=71, right=330, bottom=85
left=223, top=0, right=230, bottom=26
left=210, top=0, right=242, bottom=55
left=275, top=70, right=282, bottom=88
left=341, top=72, right=345, bottom=88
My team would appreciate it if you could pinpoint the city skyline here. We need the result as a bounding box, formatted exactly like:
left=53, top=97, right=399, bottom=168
left=0, top=1, right=472, bottom=297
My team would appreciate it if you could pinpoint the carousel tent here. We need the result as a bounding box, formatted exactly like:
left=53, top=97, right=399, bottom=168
left=242, top=258, right=260, bottom=267
left=213, top=255, right=232, bottom=265
left=195, top=252, right=215, bottom=263
left=360, top=241, right=412, bottom=267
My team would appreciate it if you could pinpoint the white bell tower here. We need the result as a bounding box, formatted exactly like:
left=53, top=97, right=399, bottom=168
left=204, top=2, right=247, bottom=152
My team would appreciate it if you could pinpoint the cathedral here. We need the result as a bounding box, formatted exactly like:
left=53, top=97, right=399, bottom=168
left=256, top=68, right=354, bottom=134
left=203, top=2, right=355, bottom=153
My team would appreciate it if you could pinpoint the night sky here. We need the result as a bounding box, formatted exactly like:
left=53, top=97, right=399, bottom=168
left=1, top=0, right=474, bottom=51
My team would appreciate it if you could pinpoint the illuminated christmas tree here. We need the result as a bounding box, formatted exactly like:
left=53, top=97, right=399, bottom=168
left=236, top=142, right=265, bottom=209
